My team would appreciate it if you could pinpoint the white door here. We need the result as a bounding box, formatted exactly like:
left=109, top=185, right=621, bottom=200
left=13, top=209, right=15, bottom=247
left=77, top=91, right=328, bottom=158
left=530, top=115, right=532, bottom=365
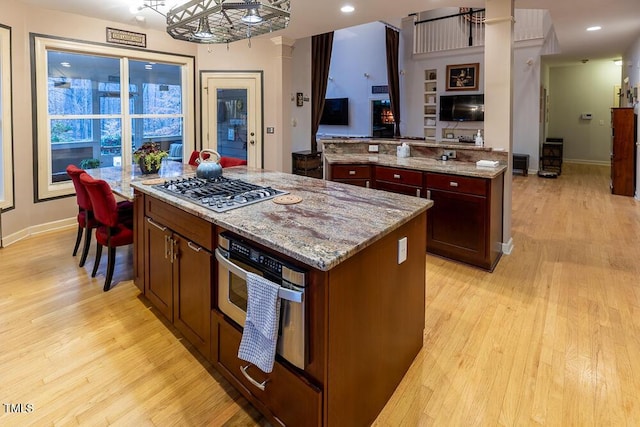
left=202, top=72, right=262, bottom=168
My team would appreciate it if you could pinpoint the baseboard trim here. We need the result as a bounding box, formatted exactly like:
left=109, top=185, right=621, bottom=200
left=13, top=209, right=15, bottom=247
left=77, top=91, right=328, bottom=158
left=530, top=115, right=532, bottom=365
left=563, top=159, right=610, bottom=167
left=2, top=218, right=76, bottom=247
left=502, top=237, right=514, bottom=255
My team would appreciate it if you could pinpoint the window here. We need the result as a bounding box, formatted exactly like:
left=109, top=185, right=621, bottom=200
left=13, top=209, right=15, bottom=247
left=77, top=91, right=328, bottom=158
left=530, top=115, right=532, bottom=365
left=32, top=36, right=194, bottom=201
left=0, top=24, right=13, bottom=211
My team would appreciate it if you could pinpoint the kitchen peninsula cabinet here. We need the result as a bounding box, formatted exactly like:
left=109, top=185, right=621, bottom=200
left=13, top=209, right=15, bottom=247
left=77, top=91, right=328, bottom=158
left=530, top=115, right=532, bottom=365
left=426, top=172, right=503, bottom=271
left=142, top=194, right=214, bottom=359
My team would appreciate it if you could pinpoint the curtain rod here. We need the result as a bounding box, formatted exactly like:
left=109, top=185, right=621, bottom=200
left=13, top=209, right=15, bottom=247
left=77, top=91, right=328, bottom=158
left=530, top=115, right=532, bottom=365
left=379, top=21, right=401, bottom=33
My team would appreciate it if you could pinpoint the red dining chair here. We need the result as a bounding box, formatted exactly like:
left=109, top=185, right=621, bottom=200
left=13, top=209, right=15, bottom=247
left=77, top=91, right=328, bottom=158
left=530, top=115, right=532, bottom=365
left=67, top=165, right=134, bottom=268
left=79, top=173, right=134, bottom=291
left=188, top=150, right=246, bottom=168
left=66, top=165, right=97, bottom=267
left=219, top=156, right=247, bottom=168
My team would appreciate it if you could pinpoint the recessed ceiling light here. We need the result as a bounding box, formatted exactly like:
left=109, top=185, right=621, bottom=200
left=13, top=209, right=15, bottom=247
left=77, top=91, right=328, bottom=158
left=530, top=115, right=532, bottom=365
left=341, top=5, right=355, bottom=13
left=586, top=26, right=602, bottom=32
left=614, top=60, right=623, bottom=66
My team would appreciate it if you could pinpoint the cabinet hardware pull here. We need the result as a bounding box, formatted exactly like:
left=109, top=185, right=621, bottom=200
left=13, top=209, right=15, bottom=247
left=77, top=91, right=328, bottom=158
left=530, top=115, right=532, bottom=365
left=170, top=238, right=177, bottom=263
left=449, top=181, right=459, bottom=187
left=187, top=241, right=202, bottom=252
left=240, top=365, right=267, bottom=391
left=427, top=190, right=431, bottom=199
left=416, top=188, right=421, bottom=197
left=366, top=180, right=370, bottom=188
left=164, top=235, right=169, bottom=259
left=393, top=174, right=401, bottom=179
left=146, top=217, right=167, bottom=232
left=349, top=170, right=356, bottom=175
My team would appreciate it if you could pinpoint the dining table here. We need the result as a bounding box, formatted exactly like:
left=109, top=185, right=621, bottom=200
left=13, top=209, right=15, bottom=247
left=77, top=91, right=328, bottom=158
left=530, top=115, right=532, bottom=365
left=85, top=160, right=197, bottom=201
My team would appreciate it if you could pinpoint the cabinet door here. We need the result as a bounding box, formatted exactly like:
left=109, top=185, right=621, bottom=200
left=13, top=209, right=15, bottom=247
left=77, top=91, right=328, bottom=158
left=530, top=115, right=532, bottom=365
left=173, top=236, right=212, bottom=359
left=427, top=189, right=487, bottom=263
left=144, top=217, right=174, bottom=321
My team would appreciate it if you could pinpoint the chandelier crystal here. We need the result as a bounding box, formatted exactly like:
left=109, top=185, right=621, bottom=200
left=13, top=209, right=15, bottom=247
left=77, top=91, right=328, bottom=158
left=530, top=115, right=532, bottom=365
left=142, top=0, right=290, bottom=44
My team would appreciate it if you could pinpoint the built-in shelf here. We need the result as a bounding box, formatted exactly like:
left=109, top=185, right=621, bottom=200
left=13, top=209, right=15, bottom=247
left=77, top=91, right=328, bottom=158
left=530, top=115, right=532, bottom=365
left=424, top=69, right=437, bottom=140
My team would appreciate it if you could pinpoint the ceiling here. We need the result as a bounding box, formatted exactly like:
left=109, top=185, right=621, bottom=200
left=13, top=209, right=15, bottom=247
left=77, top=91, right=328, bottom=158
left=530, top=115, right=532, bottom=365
left=15, top=0, right=640, bottom=65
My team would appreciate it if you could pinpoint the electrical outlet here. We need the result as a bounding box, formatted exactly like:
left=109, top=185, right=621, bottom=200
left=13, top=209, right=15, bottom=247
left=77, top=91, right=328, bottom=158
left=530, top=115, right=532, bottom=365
left=398, top=237, right=407, bottom=264
left=444, top=150, right=456, bottom=159
left=368, top=144, right=379, bottom=153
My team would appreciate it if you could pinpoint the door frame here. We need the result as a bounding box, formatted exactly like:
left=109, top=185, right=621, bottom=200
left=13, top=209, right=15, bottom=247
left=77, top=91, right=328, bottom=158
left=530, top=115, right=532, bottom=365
left=200, top=70, right=264, bottom=168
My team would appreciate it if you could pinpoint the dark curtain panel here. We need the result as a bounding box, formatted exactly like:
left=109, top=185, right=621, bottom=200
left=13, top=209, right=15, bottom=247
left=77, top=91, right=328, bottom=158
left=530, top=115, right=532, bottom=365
left=385, top=26, right=401, bottom=137
left=311, top=32, right=334, bottom=152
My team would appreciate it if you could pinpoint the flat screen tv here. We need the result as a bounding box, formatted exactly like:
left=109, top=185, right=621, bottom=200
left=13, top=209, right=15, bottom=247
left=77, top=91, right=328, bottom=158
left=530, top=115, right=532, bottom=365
left=439, top=94, right=484, bottom=122
left=320, top=98, right=349, bottom=125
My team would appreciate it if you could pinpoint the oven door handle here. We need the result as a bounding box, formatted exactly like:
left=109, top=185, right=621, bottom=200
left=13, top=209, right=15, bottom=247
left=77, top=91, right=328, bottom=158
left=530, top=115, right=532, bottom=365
left=215, top=249, right=303, bottom=304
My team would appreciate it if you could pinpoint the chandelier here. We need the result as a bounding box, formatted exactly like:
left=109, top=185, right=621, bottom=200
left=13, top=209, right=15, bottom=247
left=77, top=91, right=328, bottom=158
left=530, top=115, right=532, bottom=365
left=138, top=0, right=291, bottom=44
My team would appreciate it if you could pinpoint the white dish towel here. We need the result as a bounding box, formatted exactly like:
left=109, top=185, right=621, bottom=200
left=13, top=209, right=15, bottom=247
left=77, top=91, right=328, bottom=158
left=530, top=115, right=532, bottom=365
left=237, top=272, right=281, bottom=373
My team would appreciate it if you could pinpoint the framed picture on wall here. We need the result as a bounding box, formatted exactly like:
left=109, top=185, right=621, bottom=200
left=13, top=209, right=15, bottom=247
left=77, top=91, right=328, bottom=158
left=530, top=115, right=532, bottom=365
left=446, top=63, right=479, bottom=91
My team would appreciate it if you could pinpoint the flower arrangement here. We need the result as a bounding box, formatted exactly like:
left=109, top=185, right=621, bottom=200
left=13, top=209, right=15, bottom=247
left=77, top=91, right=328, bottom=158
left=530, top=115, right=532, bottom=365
left=133, top=142, right=168, bottom=174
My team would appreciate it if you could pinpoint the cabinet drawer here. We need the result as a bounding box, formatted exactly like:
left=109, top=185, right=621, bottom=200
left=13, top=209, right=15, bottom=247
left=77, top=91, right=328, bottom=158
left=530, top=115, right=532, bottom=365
left=376, top=166, right=423, bottom=187
left=331, top=164, right=372, bottom=180
left=146, top=196, right=213, bottom=250
left=426, top=173, right=487, bottom=196
left=215, top=314, right=322, bottom=426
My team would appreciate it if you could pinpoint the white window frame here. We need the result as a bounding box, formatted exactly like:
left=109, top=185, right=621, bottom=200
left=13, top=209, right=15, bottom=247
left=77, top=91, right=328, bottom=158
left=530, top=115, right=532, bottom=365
left=33, top=36, right=195, bottom=201
left=0, top=25, right=14, bottom=210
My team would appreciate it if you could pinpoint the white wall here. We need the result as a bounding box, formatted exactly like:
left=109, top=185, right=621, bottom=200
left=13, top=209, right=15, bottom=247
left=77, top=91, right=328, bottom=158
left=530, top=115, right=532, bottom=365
left=291, top=37, right=312, bottom=153
left=547, top=60, right=622, bottom=165
left=318, top=22, right=393, bottom=138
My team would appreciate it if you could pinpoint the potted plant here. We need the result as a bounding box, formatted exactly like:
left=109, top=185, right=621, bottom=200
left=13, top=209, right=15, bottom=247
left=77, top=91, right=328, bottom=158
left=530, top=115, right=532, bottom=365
left=133, top=142, right=168, bottom=174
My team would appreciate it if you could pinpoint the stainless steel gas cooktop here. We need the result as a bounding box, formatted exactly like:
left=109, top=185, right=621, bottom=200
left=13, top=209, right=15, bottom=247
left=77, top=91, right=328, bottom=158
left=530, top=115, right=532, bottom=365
left=154, top=176, right=287, bottom=213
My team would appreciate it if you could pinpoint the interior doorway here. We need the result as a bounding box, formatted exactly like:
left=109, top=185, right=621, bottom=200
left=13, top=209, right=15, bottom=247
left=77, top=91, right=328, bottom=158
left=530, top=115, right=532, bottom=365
left=371, top=99, right=395, bottom=138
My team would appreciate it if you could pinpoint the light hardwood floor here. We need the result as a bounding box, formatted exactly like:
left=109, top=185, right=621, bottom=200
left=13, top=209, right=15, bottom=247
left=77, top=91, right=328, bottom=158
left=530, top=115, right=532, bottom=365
left=1, top=163, right=639, bottom=426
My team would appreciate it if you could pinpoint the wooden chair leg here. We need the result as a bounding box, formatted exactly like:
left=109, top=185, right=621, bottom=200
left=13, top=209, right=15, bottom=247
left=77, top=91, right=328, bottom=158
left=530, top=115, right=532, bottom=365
left=72, top=225, right=83, bottom=256
left=79, top=227, right=93, bottom=268
left=103, top=247, right=116, bottom=292
left=92, top=243, right=102, bottom=277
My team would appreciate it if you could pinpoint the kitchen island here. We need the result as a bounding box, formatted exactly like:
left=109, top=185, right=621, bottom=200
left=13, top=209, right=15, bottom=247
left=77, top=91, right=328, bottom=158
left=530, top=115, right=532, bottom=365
left=130, top=167, right=432, bottom=426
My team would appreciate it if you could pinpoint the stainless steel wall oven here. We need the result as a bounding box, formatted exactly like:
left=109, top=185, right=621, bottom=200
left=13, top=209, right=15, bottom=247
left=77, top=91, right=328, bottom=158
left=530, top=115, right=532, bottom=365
left=215, top=232, right=307, bottom=370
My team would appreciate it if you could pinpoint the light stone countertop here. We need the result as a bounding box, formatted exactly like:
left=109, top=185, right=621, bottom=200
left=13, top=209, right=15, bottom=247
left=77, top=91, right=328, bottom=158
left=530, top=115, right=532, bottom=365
left=129, top=167, right=432, bottom=271
left=324, top=153, right=507, bottom=179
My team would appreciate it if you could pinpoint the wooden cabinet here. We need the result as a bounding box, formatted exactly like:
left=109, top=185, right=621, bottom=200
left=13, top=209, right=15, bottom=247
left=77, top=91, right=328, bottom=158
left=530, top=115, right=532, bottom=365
left=210, top=214, right=427, bottom=426
left=330, top=164, right=373, bottom=188
left=611, top=107, right=637, bottom=196
left=426, top=172, right=503, bottom=271
left=141, top=195, right=214, bottom=359
left=212, top=310, right=322, bottom=426
left=375, top=165, right=424, bottom=197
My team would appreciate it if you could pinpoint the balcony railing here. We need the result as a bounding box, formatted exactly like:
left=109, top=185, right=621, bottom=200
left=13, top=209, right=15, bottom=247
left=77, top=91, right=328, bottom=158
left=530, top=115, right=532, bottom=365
left=413, top=9, right=546, bottom=55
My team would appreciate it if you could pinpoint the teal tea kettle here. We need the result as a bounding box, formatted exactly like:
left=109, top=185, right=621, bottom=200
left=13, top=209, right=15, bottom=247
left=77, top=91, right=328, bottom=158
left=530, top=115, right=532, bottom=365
left=196, top=149, right=223, bottom=180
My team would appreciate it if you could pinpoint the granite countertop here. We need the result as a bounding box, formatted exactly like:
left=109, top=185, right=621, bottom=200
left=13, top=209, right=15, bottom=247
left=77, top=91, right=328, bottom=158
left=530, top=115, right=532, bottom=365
left=86, top=162, right=197, bottom=200
left=131, top=167, right=432, bottom=271
left=324, top=153, right=507, bottom=179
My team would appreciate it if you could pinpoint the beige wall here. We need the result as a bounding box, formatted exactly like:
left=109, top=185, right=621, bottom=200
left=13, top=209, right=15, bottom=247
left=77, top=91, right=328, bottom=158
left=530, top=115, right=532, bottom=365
left=547, top=60, right=622, bottom=164
left=1, top=0, right=197, bottom=243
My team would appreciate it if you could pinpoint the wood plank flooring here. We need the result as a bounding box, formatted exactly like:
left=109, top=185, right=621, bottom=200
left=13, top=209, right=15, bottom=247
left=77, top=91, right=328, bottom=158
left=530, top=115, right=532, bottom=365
left=1, top=163, right=639, bottom=426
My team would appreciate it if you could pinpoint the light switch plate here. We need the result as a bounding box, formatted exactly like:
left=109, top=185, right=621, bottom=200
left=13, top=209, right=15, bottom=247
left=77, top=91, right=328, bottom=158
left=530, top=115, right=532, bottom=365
left=398, top=237, right=407, bottom=264
left=368, top=144, right=379, bottom=153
